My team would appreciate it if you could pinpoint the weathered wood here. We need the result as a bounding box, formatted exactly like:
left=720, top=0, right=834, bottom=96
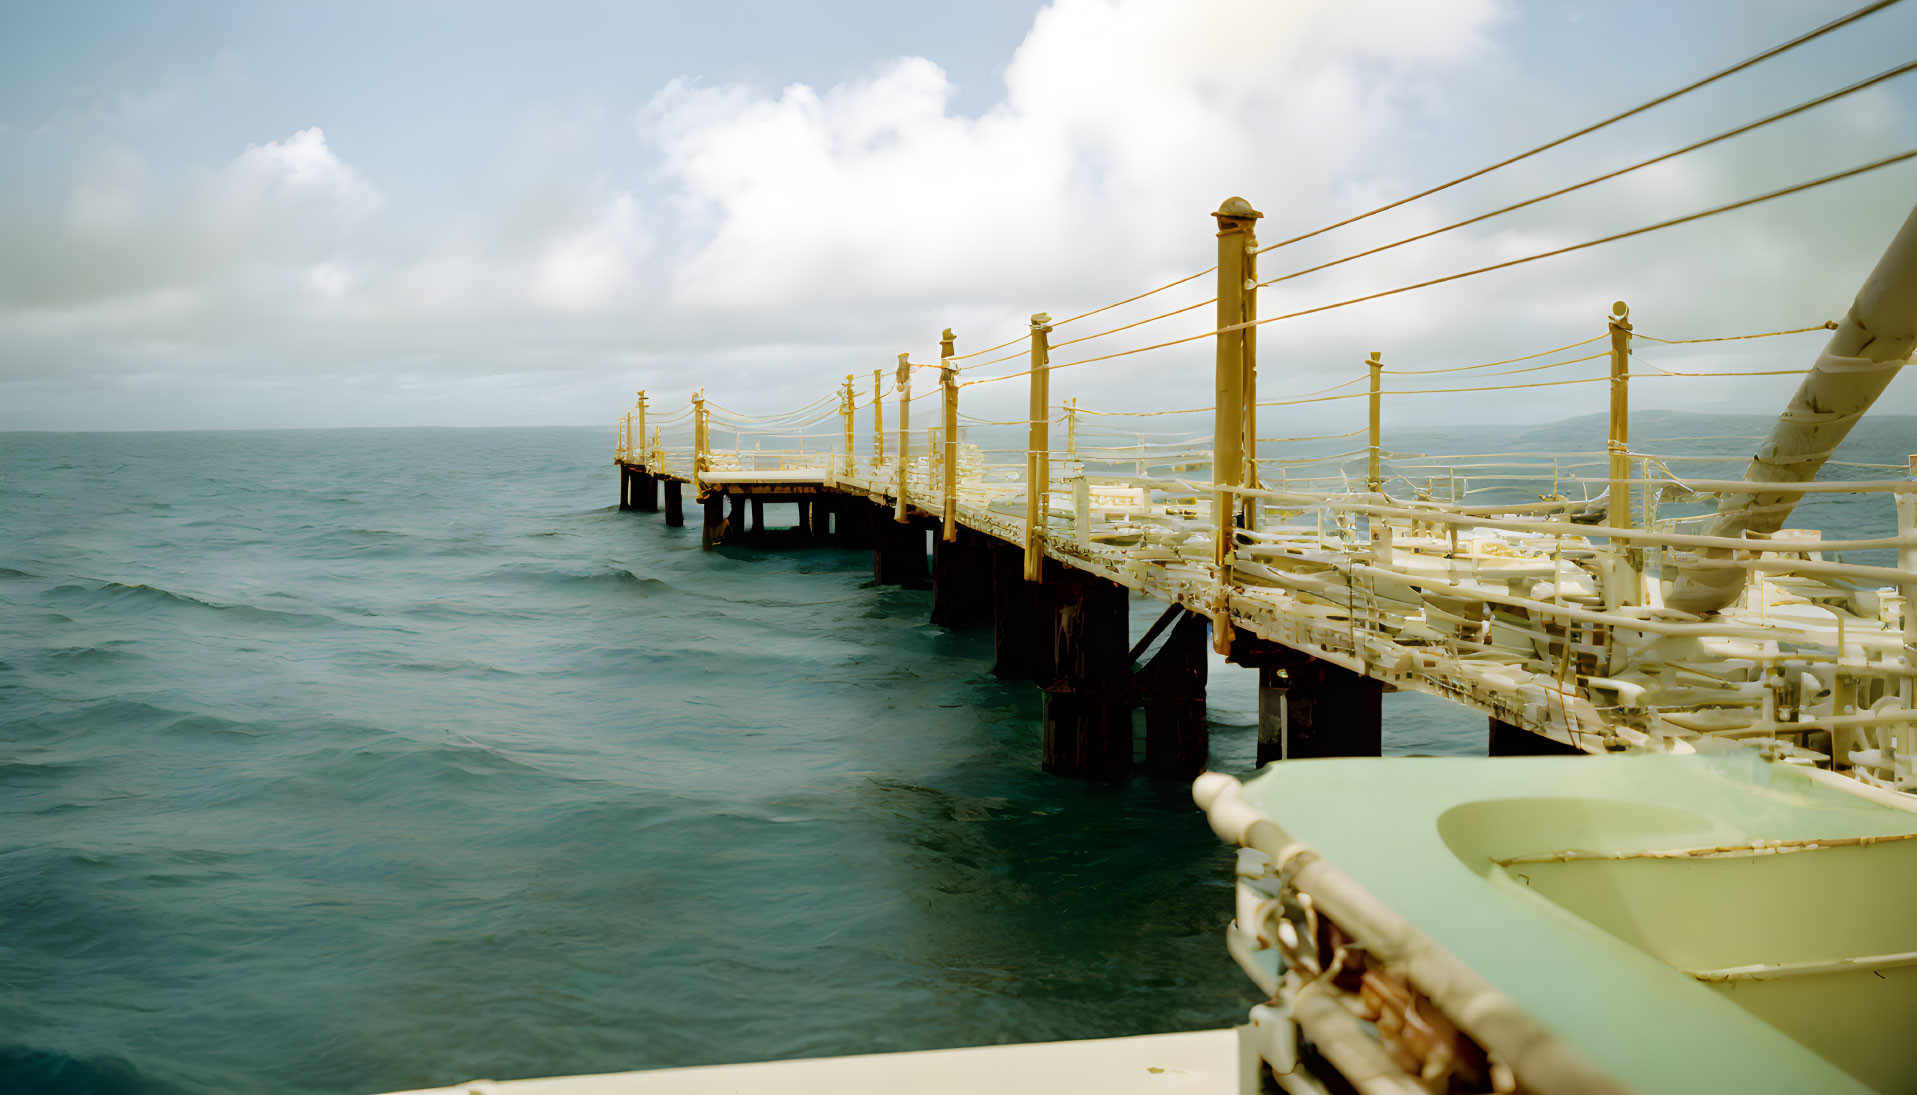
left=1256, top=665, right=1287, bottom=768
left=700, top=492, right=724, bottom=549
left=751, top=498, right=766, bottom=537
left=836, top=496, right=872, bottom=548
left=873, top=516, right=928, bottom=587
left=724, top=494, right=747, bottom=545
left=992, top=543, right=1042, bottom=679
left=931, top=528, right=993, bottom=629
left=796, top=497, right=812, bottom=536
left=618, top=466, right=633, bottom=511
left=1256, top=657, right=1382, bottom=764
left=664, top=479, right=684, bottom=527
left=1042, top=571, right=1132, bottom=780
left=1489, top=717, right=1581, bottom=757
left=1139, top=610, right=1208, bottom=780
left=636, top=471, right=658, bottom=512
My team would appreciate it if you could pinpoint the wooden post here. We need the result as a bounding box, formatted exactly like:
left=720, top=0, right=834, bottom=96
left=1271, top=660, right=1381, bottom=762
left=1367, top=351, right=1383, bottom=493
left=1256, top=665, right=1288, bottom=767
left=664, top=478, right=684, bottom=527
left=1042, top=571, right=1132, bottom=781
left=691, top=391, right=708, bottom=498
left=1607, top=301, right=1637, bottom=609
left=1607, top=301, right=1632, bottom=531
left=1067, top=399, right=1091, bottom=547
left=618, top=464, right=631, bottom=510
left=636, top=390, right=648, bottom=469
left=895, top=353, right=911, bottom=524
left=873, top=368, right=884, bottom=470
left=1243, top=227, right=1261, bottom=534
left=1024, top=313, right=1053, bottom=582
left=842, top=376, right=855, bottom=478
left=992, top=543, right=1043, bottom=679
left=701, top=491, right=725, bottom=549
left=725, top=493, right=747, bottom=544
left=1140, top=609, right=1209, bottom=780
left=1213, top=196, right=1262, bottom=544
left=940, top=329, right=959, bottom=542
left=750, top=497, right=765, bottom=537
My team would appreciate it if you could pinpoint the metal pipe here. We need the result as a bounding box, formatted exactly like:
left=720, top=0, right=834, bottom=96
left=1668, top=199, right=1917, bottom=614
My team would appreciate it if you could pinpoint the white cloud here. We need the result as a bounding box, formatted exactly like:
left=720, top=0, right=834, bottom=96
left=2, top=0, right=1915, bottom=431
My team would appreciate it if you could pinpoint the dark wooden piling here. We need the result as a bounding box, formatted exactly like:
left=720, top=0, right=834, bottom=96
left=751, top=498, right=766, bottom=538
left=796, top=498, right=812, bottom=536
left=664, top=479, right=684, bottom=527
left=1041, top=571, right=1132, bottom=781
left=1228, top=637, right=1380, bottom=765
left=724, top=493, right=747, bottom=545
left=836, top=497, right=873, bottom=548
left=700, top=492, right=725, bottom=549
left=931, top=529, right=993, bottom=629
left=636, top=471, right=658, bottom=512
left=873, top=516, right=928, bottom=587
left=1137, top=609, right=1209, bottom=780
left=991, top=543, right=1043, bottom=678
left=618, top=466, right=633, bottom=510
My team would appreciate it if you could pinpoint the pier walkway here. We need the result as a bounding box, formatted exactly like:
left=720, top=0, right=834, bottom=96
left=609, top=197, right=1917, bottom=790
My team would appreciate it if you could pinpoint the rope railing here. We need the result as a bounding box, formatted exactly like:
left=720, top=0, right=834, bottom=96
left=1251, top=0, right=1904, bottom=255
left=1253, top=59, right=1917, bottom=291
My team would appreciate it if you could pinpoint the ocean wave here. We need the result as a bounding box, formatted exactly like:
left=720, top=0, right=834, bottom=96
left=47, top=645, right=144, bottom=664
left=0, top=759, right=86, bottom=786
left=0, top=1046, right=173, bottom=1095
left=392, top=658, right=523, bottom=676
left=48, top=582, right=340, bottom=628
left=485, top=563, right=677, bottom=596
left=0, top=567, right=32, bottom=579
left=159, top=713, right=263, bottom=738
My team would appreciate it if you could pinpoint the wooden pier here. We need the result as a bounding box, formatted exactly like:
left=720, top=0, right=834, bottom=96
left=611, top=197, right=1917, bottom=788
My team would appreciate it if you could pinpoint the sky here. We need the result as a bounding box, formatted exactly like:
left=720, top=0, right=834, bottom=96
left=2, top=0, right=1915, bottom=433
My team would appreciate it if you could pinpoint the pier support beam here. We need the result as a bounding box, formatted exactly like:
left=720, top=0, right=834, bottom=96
left=1138, top=609, right=1209, bottom=780
left=931, top=529, right=994, bottom=629
left=836, top=497, right=874, bottom=549
left=1042, top=572, right=1132, bottom=781
left=1489, top=717, right=1582, bottom=756
left=664, top=480, right=684, bottom=527
left=796, top=498, right=812, bottom=537
left=700, top=493, right=725, bottom=549
left=992, top=544, right=1049, bottom=679
left=874, top=517, right=929, bottom=587
left=636, top=470, right=658, bottom=512
left=1232, top=638, right=1381, bottom=765
left=724, top=494, right=747, bottom=545
left=751, top=498, right=766, bottom=538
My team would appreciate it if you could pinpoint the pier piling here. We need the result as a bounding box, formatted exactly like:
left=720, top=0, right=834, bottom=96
left=992, top=545, right=1051, bottom=679
left=664, top=480, right=684, bottom=527
left=723, top=494, right=746, bottom=545
left=873, top=514, right=928, bottom=587
left=931, top=529, right=994, bottom=629
left=1138, top=609, right=1209, bottom=779
left=700, top=493, right=724, bottom=549
left=1041, top=571, right=1132, bottom=780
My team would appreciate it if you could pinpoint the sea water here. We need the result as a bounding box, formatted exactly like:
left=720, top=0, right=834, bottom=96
left=0, top=418, right=1906, bottom=1093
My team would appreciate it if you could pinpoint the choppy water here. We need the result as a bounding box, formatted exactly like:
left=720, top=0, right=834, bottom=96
left=0, top=419, right=1905, bottom=1094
